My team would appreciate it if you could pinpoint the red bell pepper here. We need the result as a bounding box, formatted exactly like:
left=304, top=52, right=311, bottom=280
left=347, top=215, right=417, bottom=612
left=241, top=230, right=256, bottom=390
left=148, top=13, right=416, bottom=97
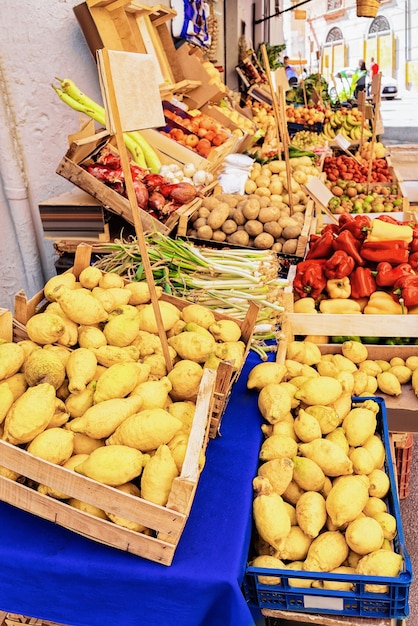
left=338, top=214, right=371, bottom=241
left=409, top=224, right=418, bottom=253
left=392, top=274, right=418, bottom=307
left=293, top=260, right=327, bottom=299
left=360, top=240, right=410, bottom=265
left=324, top=250, right=355, bottom=279
left=333, top=229, right=365, bottom=266
left=305, top=230, right=335, bottom=260
left=321, top=223, right=340, bottom=237
left=374, top=262, right=415, bottom=287
left=375, top=214, right=400, bottom=225
left=409, top=251, right=418, bottom=271
left=350, top=266, right=377, bottom=299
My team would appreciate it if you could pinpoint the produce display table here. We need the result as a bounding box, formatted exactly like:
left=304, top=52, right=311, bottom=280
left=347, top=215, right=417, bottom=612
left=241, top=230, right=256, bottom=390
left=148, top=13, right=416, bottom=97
left=0, top=353, right=264, bottom=626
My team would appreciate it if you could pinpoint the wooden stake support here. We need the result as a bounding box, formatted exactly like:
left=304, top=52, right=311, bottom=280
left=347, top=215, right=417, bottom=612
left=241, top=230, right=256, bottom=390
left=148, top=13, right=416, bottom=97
left=260, top=44, right=294, bottom=214
left=98, top=48, right=172, bottom=371
left=366, top=73, right=382, bottom=194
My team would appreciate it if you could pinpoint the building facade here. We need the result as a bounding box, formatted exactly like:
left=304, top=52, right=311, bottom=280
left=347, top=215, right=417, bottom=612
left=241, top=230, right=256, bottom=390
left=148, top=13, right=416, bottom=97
left=289, top=0, right=417, bottom=92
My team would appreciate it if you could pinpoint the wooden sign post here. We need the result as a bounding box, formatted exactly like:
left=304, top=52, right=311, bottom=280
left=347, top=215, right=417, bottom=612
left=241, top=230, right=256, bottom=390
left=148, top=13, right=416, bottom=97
left=97, top=48, right=173, bottom=371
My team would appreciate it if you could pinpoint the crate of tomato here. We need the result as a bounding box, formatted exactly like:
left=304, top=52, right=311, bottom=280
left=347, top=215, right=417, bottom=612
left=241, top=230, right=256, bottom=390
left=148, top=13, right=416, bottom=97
left=322, top=154, right=409, bottom=214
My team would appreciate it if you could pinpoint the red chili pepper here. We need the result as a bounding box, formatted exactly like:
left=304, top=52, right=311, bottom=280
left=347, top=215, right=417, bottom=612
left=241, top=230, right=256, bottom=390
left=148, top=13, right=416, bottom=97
left=360, top=240, right=410, bottom=265
left=374, top=262, right=415, bottom=287
left=392, top=274, right=418, bottom=307
left=305, top=230, right=335, bottom=260
left=333, top=230, right=365, bottom=266
left=293, top=260, right=327, bottom=299
left=350, top=266, right=377, bottom=299
left=324, top=250, right=355, bottom=279
left=338, top=214, right=371, bottom=241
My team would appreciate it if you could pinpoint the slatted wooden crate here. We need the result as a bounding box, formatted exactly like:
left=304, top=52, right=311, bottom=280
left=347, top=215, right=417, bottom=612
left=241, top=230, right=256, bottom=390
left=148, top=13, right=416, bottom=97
left=0, top=244, right=258, bottom=564
left=55, top=129, right=201, bottom=234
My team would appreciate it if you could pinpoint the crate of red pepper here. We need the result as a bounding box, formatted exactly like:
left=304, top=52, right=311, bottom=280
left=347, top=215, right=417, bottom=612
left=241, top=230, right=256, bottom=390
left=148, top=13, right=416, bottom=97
left=290, top=214, right=418, bottom=320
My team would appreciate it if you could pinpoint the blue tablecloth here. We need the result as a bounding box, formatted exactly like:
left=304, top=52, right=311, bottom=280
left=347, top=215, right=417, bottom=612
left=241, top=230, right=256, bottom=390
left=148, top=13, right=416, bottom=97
left=0, top=352, right=265, bottom=626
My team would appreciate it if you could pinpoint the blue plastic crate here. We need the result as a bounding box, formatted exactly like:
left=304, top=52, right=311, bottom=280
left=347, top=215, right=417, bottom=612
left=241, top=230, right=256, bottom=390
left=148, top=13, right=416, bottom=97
left=243, top=396, right=413, bottom=620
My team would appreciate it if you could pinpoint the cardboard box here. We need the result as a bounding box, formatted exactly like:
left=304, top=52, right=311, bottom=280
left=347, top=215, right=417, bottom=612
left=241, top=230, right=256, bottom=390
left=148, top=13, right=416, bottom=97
left=39, top=189, right=110, bottom=241
left=171, top=43, right=226, bottom=110
left=319, top=344, right=418, bottom=433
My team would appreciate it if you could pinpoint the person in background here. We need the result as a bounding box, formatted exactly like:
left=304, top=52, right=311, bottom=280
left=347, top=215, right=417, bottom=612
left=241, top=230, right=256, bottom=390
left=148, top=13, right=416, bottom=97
left=354, top=59, right=367, bottom=98
left=283, top=55, right=298, bottom=86
left=370, top=57, right=379, bottom=79
left=368, top=56, right=379, bottom=95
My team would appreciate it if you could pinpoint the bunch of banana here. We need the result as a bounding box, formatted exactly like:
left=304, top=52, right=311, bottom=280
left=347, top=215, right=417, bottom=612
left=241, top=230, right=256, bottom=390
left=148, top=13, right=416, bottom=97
left=322, top=108, right=372, bottom=143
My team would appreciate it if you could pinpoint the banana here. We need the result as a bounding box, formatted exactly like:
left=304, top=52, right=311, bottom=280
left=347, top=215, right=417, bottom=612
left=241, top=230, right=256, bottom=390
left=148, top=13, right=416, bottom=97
left=350, top=126, right=358, bottom=141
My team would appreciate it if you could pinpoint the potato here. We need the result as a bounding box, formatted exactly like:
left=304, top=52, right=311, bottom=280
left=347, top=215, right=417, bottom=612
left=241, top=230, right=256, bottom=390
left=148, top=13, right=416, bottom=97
left=255, top=187, right=271, bottom=198
left=258, top=196, right=272, bottom=208
left=272, top=242, right=282, bottom=252
left=245, top=220, right=264, bottom=237
left=254, top=233, right=275, bottom=249
left=263, top=221, right=283, bottom=239
left=255, top=175, right=271, bottom=188
left=193, top=217, right=208, bottom=230
left=198, top=206, right=210, bottom=219
left=212, top=229, right=227, bottom=242
left=227, top=230, right=250, bottom=246
left=201, top=196, right=219, bottom=210
left=241, top=198, right=261, bottom=220
left=258, top=206, right=281, bottom=223
left=282, top=239, right=298, bottom=254
left=279, top=216, right=299, bottom=229
left=282, top=225, right=302, bottom=239
left=207, top=202, right=230, bottom=230
left=222, top=219, right=238, bottom=235
left=215, top=193, right=240, bottom=207
left=197, top=225, right=213, bottom=240
left=232, top=207, right=246, bottom=225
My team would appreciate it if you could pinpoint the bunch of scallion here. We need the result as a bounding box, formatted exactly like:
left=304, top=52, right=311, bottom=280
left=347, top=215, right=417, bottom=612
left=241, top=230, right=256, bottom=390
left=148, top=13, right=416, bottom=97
left=93, top=233, right=289, bottom=359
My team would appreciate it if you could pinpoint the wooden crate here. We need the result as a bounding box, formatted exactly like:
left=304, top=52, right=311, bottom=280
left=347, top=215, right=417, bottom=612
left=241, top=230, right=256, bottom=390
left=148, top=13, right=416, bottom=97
left=55, top=130, right=200, bottom=234
left=139, top=128, right=241, bottom=173
left=0, top=366, right=215, bottom=566
left=0, top=613, right=66, bottom=626
left=76, top=1, right=178, bottom=89
left=2, top=284, right=219, bottom=565
left=177, top=198, right=315, bottom=267
left=13, top=244, right=258, bottom=438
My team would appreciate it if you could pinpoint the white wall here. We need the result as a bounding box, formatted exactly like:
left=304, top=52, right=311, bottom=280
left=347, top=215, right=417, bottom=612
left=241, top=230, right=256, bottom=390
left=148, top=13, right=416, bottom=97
left=0, top=0, right=103, bottom=311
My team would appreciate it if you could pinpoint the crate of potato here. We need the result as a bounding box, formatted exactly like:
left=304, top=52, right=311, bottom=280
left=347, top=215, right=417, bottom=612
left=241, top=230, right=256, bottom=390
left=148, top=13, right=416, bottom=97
left=0, top=245, right=257, bottom=565
left=177, top=156, right=319, bottom=265
left=243, top=352, right=412, bottom=619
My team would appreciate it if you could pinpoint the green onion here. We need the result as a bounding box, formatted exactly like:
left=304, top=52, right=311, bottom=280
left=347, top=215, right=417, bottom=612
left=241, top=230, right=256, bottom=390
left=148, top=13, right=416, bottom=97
left=93, top=233, right=288, bottom=354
